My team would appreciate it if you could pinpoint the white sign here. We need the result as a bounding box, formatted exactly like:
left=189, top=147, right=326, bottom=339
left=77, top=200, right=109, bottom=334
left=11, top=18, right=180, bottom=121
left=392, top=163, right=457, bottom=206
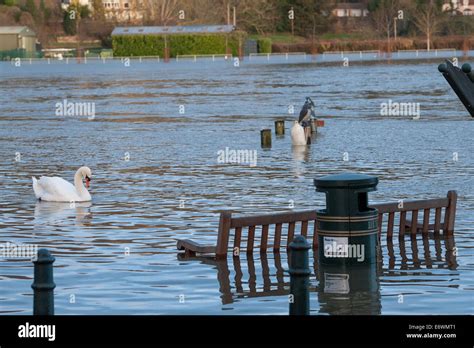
left=324, top=273, right=350, bottom=294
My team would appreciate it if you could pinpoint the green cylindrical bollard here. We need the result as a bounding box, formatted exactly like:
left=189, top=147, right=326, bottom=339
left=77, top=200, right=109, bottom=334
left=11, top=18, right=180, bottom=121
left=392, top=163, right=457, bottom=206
left=32, top=249, right=56, bottom=315
left=275, top=120, right=285, bottom=135
left=260, top=129, right=272, bottom=148
left=288, top=235, right=311, bottom=315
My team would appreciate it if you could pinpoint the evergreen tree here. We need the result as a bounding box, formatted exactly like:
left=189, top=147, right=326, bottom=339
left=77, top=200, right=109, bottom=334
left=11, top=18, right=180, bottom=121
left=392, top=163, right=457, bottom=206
left=63, top=6, right=77, bottom=36
left=25, top=0, right=39, bottom=21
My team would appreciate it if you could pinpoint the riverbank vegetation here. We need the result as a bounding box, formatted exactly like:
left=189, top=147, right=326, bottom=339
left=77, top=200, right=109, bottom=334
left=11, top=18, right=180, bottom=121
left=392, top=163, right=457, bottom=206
left=0, top=0, right=473, bottom=53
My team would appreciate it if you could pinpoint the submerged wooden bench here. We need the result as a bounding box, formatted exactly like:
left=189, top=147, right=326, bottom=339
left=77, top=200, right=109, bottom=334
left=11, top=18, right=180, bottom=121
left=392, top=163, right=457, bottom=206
left=177, top=191, right=457, bottom=259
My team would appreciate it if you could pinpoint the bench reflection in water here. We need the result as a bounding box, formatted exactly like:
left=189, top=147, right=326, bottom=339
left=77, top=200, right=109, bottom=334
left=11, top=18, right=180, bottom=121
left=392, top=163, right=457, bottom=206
left=178, top=234, right=457, bottom=314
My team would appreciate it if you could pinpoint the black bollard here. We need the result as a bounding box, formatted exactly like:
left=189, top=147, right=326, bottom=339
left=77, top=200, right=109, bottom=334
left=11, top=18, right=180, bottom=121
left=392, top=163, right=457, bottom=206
left=32, top=249, right=56, bottom=315
left=288, top=235, right=311, bottom=315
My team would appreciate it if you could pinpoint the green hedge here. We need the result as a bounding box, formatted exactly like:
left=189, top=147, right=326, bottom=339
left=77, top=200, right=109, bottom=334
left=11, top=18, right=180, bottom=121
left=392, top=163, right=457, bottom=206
left=112, top=32, right=246, bottom=57
left=257, top=38, right=272, bottom=54
left=0, top=48, right=42, bottom=60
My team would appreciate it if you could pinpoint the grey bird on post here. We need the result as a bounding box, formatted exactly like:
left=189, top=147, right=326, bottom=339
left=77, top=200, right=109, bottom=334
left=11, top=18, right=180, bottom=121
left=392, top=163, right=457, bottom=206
left=298, top=97, right=315, bottom=124
left=298, top=97, right=316, bottom=143
left=288, top=235, right=311, bottom=315
left=32, top=249, right=56, bottom=315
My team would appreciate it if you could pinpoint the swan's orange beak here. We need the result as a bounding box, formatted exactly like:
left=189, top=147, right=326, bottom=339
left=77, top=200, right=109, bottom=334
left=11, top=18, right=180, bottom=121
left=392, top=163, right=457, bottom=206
left=85, top=176, right=91, bottom=188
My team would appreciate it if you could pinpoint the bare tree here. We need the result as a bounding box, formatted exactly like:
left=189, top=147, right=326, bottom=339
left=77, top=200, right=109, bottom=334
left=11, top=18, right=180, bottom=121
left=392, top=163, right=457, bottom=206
left=411, top=0, right=444, bottom=51
left=236, top=0, right=279, bottom=35
left=369, top=0, right=400, bottom=48
left=143, top=0, right=180, bottom=25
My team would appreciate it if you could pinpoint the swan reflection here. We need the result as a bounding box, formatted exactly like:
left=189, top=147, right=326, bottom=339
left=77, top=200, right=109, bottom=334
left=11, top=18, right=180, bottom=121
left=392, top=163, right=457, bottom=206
left=34, top=201, right=93, bottom=225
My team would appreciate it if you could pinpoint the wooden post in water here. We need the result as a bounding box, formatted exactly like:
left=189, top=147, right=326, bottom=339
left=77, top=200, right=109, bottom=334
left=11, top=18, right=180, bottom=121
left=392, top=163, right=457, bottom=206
left=261, top=129, right=272, bottom=148
left=32, top=249, right=55, bottom=315
left=275, top=120, right=285, bottom=135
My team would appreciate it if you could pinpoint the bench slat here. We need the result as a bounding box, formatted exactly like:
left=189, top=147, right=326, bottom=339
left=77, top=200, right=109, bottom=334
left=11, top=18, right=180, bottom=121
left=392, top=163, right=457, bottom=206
left=247, top=226, right=255, bottom=253
left=370, top=198, right=449, bottom=213
left=274, top=223, right=282, bottom=251
left=411, top=210, right=418, bottom=236
left=234, top=227, right=242, bottom=253
left=387, top=212, right=394, bottom=239
left=422, top=209, right=430, bottom=235
left=301, top=221, right=308, bottom=237
left=399, top=211, right=407, bottom=238
left=231, top=210, right=317, bottom=228
left=434, top=208, right=442, bottom=233
left=260, top=225, right=269, bottom=252
left=287, top=222, right=295, bottom=248
left=177, top=239, right=216, bottom=254
left=313, top=221, right=319, bottom=249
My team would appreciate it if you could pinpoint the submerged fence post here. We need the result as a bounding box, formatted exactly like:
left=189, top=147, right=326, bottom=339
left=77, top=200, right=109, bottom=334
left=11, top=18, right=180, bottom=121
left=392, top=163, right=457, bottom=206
left=288, top=235, right=311, bottom=315
left=275, top=120, right=285, bottom=135
left=32, top=249, right=55, bottom=315
left=260, top=129, right=272, bottom=148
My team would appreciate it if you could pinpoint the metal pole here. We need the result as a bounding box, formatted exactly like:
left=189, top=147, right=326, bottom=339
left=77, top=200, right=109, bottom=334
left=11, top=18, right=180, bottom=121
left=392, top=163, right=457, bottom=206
left=291, top=7, right=294, bottom=36
left=394, top=18, right=397, bottom=42
left=288, top=235, right=311, bottom=315
left=32, top=249, right=56, bottom=315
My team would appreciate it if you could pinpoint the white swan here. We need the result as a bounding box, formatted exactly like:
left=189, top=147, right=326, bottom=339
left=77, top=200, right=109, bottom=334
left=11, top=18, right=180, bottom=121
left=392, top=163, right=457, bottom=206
left=291, top=121, right=307, bottom=146
left=32, top=167, right=92, bottom=202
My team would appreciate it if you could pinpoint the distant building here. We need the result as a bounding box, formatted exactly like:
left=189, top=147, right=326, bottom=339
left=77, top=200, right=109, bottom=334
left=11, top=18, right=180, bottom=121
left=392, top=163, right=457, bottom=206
left=333, top=1, right=369, bottom=17
left=102, top=0, right=144, bottom=23
left=443, top=0, right=474, bottom=15
left=0, top=26, right=37, bottom=53
left=61, top=0, right=144, bottom=22
left=61, top=0, right=93, bottom=11
left=111, top=25, right=239, bottom=58
left=111, top=24, right=235, bottom=36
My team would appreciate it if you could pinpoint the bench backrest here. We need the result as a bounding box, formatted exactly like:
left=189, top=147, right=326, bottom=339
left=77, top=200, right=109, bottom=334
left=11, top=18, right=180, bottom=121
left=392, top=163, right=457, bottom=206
left=215, top=191, right=457, bottom=258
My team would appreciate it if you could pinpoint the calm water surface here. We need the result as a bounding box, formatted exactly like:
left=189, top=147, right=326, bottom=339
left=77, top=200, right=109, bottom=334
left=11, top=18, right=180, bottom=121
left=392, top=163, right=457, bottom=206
left=0, top=59, right=473, bottom=314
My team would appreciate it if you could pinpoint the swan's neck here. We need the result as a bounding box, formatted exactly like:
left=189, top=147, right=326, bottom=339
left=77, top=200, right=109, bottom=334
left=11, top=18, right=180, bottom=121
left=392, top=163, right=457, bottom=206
left=74, top=170, right=88, bottom=197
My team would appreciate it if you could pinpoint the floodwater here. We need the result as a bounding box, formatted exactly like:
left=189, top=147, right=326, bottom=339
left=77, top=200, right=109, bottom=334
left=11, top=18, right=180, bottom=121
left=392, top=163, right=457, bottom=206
left=0, top=58, right=473, bottom=315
